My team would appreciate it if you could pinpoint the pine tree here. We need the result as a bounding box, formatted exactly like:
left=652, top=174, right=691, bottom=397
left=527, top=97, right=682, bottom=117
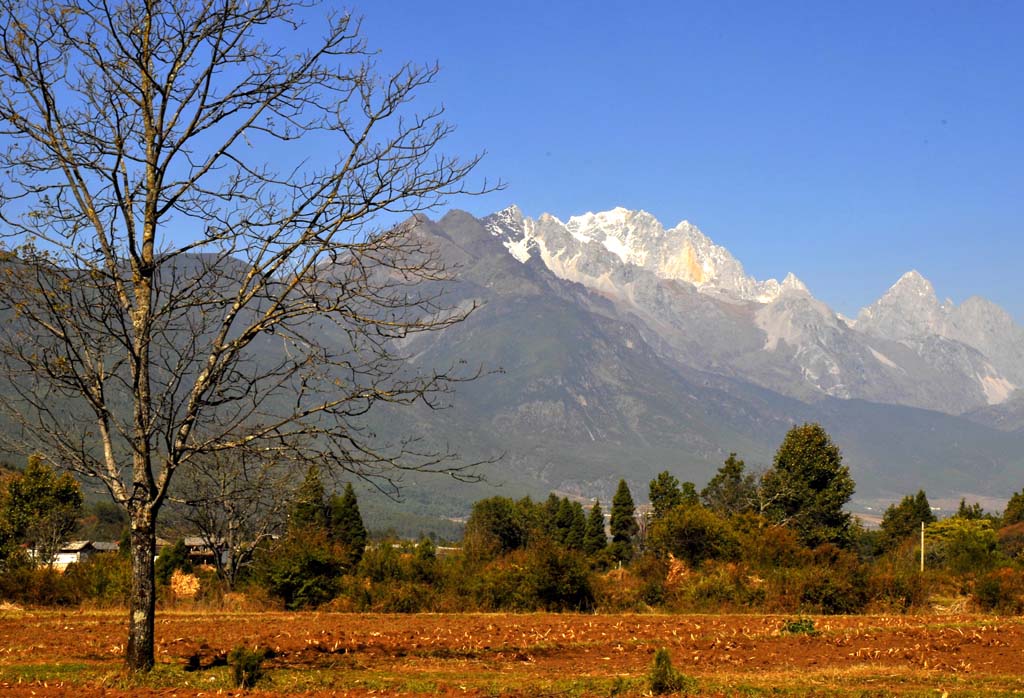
left=879, top=490, right=936, bottom=550
left=1004, top=489, right=1024, bottom=527
left=701, top=453, right=756, bottom=516
left=330, top=483, right=368, bottom=567
left=610, top=479, right=639, bottom=561
left=648, top=471, right=682, bottom=520
left=288, top=464, right=329, bottom=533
left=543, top=492, right=562, bottom=540
left=584, top=499, right=607, bottom=555
left=565, top=500, right=587, bottom=551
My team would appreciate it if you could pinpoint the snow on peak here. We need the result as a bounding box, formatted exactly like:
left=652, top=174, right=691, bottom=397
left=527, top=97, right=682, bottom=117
left=889, top=270, right=937, bottom=299
left=485, top=205, right=799, bottom=304
left=780, top=272, right=809, bottom=295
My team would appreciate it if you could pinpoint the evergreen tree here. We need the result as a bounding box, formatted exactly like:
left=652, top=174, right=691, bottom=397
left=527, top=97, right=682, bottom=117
left=761, top=423, right=855, bottom=548
left=543, top=493, right=562, bottom=540
left=680, top=481, right=699, bottom=507
left=648, top=471, right=682, bottom=520
left=584, top=499, right=607, bottom=555
left=955, top=498, right=986, bottom=520
left=879, top=490, right=935, bottom=550
left=701, top=453, right=756, bottom=516
left=565, top=500, right=587, bottom=551
left=463, top=496, right=531, bottom=559
left=1003, top=489, right=1024, bottom=527
left=154, top=539, right=193, bottom=585
left=330, top=483, right=368, bottom=567
left=289, top=464, right=329, bottom=533
left=610, top=479, right=639, bottom=561
left=2, top=454, right=83, bottom=566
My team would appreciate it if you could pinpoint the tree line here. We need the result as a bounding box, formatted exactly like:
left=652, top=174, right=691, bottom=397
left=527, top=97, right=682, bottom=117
left=3, top=422, right=1024, bottom=615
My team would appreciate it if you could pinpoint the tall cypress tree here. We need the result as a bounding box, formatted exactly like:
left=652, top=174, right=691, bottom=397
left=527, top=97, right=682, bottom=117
left=330, top=483, right=368, bottom=567
left=584, top=499, right=607, bottom=555
left=610, top=479, right=638, bottom=562
left=564, top=500, right=587, bottom=551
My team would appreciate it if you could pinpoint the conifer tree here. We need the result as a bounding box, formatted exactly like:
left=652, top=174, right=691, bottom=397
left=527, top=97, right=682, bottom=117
left=289, top=465, right=329, bottom=533
left=564, top=500, right=587, bottom=551
left=701, top=453, right=756, bottom=516
left=610, top=479, right=639, bottom=561
left=330, top=483, right=368, bottom=566
left=648, top=471, right=682, bottom=520
left=880, top=490, right=935, bottom=550
left=543, top=493, right=563, bottom=540
left=584, top=499, right=607, bottom=556
left=1004, top=489, right=1024, bottom=527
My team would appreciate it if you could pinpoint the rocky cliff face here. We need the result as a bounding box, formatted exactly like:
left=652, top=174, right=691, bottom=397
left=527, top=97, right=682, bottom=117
left=483, top=206, right=1021, bottom=413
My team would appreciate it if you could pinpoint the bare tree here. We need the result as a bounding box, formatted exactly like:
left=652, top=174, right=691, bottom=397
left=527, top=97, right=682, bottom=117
left=0, top=0, right=494, bottom=671
left=177, top=448, right=295, bottom=591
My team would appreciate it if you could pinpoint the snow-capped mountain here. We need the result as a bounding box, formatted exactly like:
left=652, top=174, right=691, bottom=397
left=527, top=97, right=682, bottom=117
left=487, top=205, right=789, bottom=303
left=392, top=208, right=1024, bottom=513
left=482, top=205, right=1022, bottom=411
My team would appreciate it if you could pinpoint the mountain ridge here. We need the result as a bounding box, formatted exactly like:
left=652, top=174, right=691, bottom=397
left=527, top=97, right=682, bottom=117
left=383, top=208, right=1024, bottom=522
left=481, top=205, right=1020, bottom=412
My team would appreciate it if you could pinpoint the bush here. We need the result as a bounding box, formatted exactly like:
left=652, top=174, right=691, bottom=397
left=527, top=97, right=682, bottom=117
left=227, top=645, right=267, bottom=688
left=865, top=548, right=928, bottom=612
left=736, top=520, right=804, bottom=569
left=683, top=561, right=765, bottom=611
left=926, top=518, right=1001, bottom=576
left=253, top=530, right=345, bottom=609
left=647, top=505, right=738, bottom=567
left=62, top=552, right=131, bottom=606
left=798, top=544, right=869, bottom=614
left=780, top=618, right=818, bottom=635
left=648, top=647, right=691, bottom=695
left=974, top=568, right=1024, bottom=614
left=0, top=562, right=76, bottom=606
left=997, top=522, right=1024, bottom=561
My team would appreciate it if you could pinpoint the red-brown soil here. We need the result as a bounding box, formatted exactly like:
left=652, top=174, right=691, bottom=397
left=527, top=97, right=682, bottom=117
left=1, top=609, right=1023, bottom=696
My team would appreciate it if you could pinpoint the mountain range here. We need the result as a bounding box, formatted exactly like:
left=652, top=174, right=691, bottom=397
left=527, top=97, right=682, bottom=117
left=379, top=206, right=1024, bottom=526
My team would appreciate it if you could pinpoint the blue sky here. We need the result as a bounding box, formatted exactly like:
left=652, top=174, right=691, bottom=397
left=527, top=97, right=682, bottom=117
left=350, top=1, right=1024, bottom=320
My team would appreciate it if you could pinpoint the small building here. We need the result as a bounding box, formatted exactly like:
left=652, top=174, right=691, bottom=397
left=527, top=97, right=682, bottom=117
left=182, top=536, right=227, bottom=566
left=53, top=540, right=119, bottom=571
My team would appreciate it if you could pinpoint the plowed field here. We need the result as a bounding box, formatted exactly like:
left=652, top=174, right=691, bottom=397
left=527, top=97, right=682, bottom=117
left=1, top=609, right=1023, bottom=696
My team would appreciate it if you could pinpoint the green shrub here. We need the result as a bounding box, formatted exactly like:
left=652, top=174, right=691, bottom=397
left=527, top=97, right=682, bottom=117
left=648, top=647, right=691, bottom=694
left=227, top=645, right=267, bottom=688
left=796, top=544, right=869, bottom=614
left=684, top=561, right=765, bottom=611
left=154, top=539, right=192, bottom=585
left=974, top=567, right=1024, bottom=614
left=253, top=529, right=345, bottom=609
left=647, top=505, right=738, bottom=567
left=865, top=550, right=928, bottom=612
left=62, top=552, right=131, bottom=606
left=780, top=617, right=818, bottom=635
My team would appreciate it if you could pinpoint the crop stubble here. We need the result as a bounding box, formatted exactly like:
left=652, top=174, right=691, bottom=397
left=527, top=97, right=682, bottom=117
left=1, top=611, right=1023, bottom=696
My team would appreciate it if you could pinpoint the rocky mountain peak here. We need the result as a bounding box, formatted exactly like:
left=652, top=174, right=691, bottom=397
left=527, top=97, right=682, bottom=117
left=856, top=270, right=943, bottom=340
left=889, top=270, right=938, bottom=301
left=486, top=205, right=792, bottom=304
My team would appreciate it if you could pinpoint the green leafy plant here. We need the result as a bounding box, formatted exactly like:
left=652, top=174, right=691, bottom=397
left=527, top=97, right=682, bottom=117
left=648, top=647, right=691, bottom=694
left=780, top=617, right=818, bottom=635
left=227, top=645, right=268, bottom=688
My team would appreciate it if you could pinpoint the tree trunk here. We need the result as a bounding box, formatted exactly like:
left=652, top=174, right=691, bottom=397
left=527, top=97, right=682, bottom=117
left=126, top=512, right=156, bottom=672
